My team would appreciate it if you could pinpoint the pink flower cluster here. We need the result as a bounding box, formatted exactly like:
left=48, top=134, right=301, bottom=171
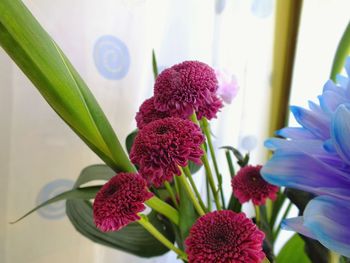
left=232, top=165, right=278, bottom=205
left=185, top=210, right=265, bottom=263
left=93, top=173, right=153, bottom=232
left=130, top=117, right=204, bottom=187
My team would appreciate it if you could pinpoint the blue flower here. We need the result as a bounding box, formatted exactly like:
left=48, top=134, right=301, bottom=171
left=261, top=57, right=350, bottom=257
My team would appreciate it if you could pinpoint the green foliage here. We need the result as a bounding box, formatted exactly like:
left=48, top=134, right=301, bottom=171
left=331, top=22, right=350, bottom=81
left=125, top=129, right=138, bottom=154
left=277, top=234, right=311, bottom=263
left=67, top=200, right=174, bottom=257
left=11, top=186, right=101, bottom=223
left=0, top=0, right=134, bottom=173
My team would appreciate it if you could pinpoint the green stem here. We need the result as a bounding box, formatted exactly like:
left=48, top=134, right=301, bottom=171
left=138, top=215, right=188, bottom=261
left=225, top=150, right=235, bottom=178
left=189, top=113, right=221, bottom=210
left=183, top=166, right=208, bottom=212
left=329, top=251, right=340, bottom=263
left=146, top=196, right=179, bottom=225
left=178, top=168, right=205, bottom=216
left=200, top=118, right=226, bottom=208
left=164, top=181, right=179, bottom=209
left=206, top=173, right=212, bottom=211
left=273, top=201, right=292, bottom=241
left=254, top=205, right=260, bottom=227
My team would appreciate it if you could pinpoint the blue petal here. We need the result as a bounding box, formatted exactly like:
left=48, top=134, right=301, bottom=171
left=318, top=90, right=348, bottom=115
left=265, top=138, right=325, bottom=154
left=276, top=127, right=316, bottom=139
left=331, top=104, right=350, bottom=165
left=323, top=79, right=346, bottom=96
left=308, top=101, right=323, bottom=114
left=336, top=75, right=348, bottom=88
left=346, top=57, right=350, bottom=77
left=303, top=196, right=350, bottom=257
left=261, top=150, right=350, bottom=200
left=290, top=106, right=330, bottom=139
left=282, top=217, right=315, bottom=239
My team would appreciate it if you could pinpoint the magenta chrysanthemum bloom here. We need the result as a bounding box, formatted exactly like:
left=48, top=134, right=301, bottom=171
left=196, top=94, right=223, bottom=120
left=154, top=61, right=221, bottom=119
left=135, top=97, right=171, bottom=129
left=232, top=165, right=278, bottom=205
left=130, top=117, right=204, bottom=187
left=185, top=210, right=265, bottom=263
left=93, top=173, right=153, bottom=232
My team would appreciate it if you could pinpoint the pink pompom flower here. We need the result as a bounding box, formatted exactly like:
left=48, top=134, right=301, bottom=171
left=232, top=165, right=279, bottom=205
left=130, top=117, right=204, bottom=187
left=135, top=97, right=171, bottom=129
left=93, top=173, right=153, bottom=232
left=153, top=61, right=222, bottom=120
left=185, top=210, right=265, bottom=263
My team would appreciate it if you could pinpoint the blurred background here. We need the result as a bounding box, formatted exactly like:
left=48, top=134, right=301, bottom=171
left=0, top=0, right=349, bottom=262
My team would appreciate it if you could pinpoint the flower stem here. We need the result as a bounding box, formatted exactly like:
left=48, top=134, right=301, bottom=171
left=178, top=168, right=206, bottom=216
left=225, top=150, right=235, bottom=178
left=273, top=201, right=292, bottom=241
left=329, top=251, right=340, bottom=263
left=183, top=166, right=208, bottom=213
left=164, top=181, right=179, bottom=209
left=201, top=117, right=226, bottom=208
left=145, top=196, right=179, bottom=225
left=138, top=214, right=188, bottom=261
left=190, top=113, right=222, bottom=210
left=254, top=205, right=260, bottom=227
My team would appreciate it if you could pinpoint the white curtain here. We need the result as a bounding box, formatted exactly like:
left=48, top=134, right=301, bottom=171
left=1, top=0, right=279, bottom=262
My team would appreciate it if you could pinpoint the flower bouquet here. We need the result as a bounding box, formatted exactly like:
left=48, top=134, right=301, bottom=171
left=2, top=0, right=350, bottom=262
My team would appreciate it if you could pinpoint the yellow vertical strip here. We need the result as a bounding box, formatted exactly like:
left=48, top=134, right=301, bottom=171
left=269, top=0, right=303, bottom=136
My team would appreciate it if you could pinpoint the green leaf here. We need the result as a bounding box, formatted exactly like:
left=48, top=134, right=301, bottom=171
left=66, top=199, right=175, bottom=258
left=331, top=22, right=350, bottom=81
left=174, top=176, right=198, bottom=242
left=277, top=234, right=311, bottom=263
left=220, top=146, right=249, bottom=167
left=187, top=161, right=203, bottom=174
left=125, top=129, right=138, bottom=154
left=152, top=49, right=159, bottom=80
left=0, top=0, right=134, bottom=173
left=74, top=164, right=115, bottom=188
left=11, top=186, right=101, bottom=223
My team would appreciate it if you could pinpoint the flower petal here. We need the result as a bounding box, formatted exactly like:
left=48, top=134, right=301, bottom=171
left=275, top=127, right=316, bottom=139
left=281, top=217, right=315, bottom=239
left=290, top=106, right=330, bottom=139
left=264, top=138, right=325, bottom=154
left=318, top=90, right=348, bottom=114
left=261, top=150, right=350, bottom=200
left=303, top=196, right=350, bottom=257
left=331, top=104, right=350, bottom=165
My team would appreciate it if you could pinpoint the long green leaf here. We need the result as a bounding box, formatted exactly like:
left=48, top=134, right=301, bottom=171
left=74, top=164, right=115, bottom=188
left=277, top=234, right=311, bottom=263
left=331, top=22, right=350, bottom=81
left=11, top=186, right=100, bottom=223
left=0, top=0, right=134, bottom=173
left=66, top=200, right=175, bottom=258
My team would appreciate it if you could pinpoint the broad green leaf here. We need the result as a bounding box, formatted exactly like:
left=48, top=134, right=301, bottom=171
left=125, top=129, right=138, bottom=154
left=74, top=164, right=115, bottom=188
left=11, top=186, right=101, bottom=223
left=277, top=234, right=311, bottom=263
left=331, top=22, right=350, bottom=81
left=66, top=199, right=175, bottom=258
left=0, top=0, right=134, bottom=173
left=12, top=164, right=113, bottom=223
